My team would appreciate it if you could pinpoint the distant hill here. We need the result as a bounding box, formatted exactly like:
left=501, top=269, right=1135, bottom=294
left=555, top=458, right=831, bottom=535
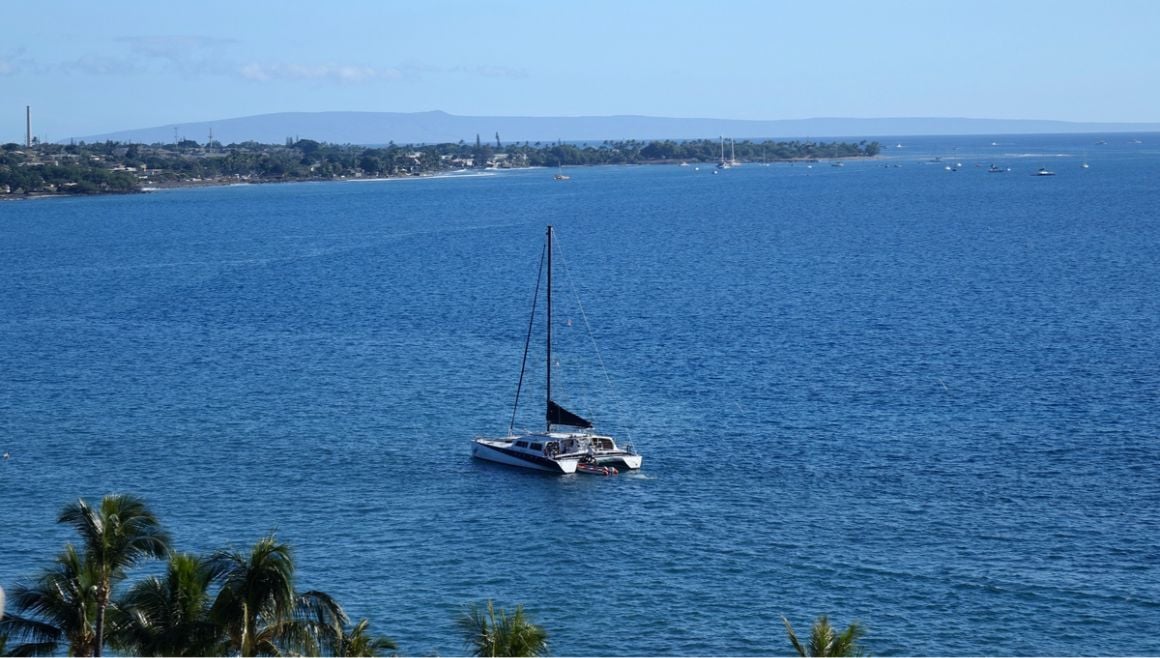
left=70, top=111, right=1160, bottom=146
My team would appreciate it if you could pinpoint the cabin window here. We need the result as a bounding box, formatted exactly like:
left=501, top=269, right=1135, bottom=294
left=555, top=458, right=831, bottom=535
left=529, top=442, right=543, bottom=450
left=515, top=441, right=528, bottom=448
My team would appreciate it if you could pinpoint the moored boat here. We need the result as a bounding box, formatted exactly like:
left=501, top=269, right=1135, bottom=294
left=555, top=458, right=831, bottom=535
left=472, top=225, right=642, bottom=474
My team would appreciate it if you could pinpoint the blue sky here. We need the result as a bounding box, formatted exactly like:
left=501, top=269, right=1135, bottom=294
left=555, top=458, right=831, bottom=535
left=4, top=0, right=1158, bottom=142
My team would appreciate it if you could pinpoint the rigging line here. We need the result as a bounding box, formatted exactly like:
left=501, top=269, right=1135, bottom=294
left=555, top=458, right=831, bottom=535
left=552, top=230, right=635, bottom=443
left=510, top=242, right=546, bottom=434
left=552, top=230, right=615, bottom=390
left=549, top=230, right=596, bottom=417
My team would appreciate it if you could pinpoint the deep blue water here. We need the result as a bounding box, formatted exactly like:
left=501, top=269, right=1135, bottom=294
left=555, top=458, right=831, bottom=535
left=2, top=134, right=1159, bottom=655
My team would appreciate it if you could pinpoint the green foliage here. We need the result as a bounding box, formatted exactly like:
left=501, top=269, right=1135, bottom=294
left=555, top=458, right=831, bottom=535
left=335, top=618, right=398, bottom=657
left=0, top=546, right=99, bottom=656
left=111, top=553, right=223, bottom=656
left=2, top=499, right=404, bottom=657
left=783, top=615, right=866, bottom=657
left=457, top=600, right=548, bottom=657
left=208, top=535, right=297, bottom=657
left=1, top=136, right=878, bottom=197
left=57, top=495, right=171, bottom=657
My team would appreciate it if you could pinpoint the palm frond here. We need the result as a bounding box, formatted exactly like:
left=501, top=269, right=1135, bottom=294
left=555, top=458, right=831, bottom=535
left=58, top=495, right=170, bottom=572
left=782, top=616, right=808, bottom=657
left=832, top=619, right=866, bottom=657
left=809, top=615, right=836, bottom=656
left=782, top=615, right=866, bottom=657
left=341, top=618, right=397, bottom=657
left=0, top=613, right=65, bottom=657
left=6, top=546, right=98, bottom=656
left=457, top=601, right=547, bottom=658
left=113, top=553, right=223, bottom=656
left=456, top=601, right=496, bottom=657
left=209, top=535, right=297, bottom=656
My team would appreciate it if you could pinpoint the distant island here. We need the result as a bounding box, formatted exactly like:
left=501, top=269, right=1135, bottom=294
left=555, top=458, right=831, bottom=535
left=70, top=110, right=1160, bottom=146
left=1, top=137, right=880, bottom=198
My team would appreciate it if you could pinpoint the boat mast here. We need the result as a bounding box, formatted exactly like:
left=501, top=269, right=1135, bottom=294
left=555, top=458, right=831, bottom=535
left=545, top=224, right=553, bottom=432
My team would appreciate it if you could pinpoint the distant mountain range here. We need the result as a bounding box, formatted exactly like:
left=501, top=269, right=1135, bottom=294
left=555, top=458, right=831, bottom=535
left=71, top=111, right=1160, bottom=146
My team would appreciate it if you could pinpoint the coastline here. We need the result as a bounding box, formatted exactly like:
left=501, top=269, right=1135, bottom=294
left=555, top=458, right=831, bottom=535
left=0, top=156, right=868, bottom=201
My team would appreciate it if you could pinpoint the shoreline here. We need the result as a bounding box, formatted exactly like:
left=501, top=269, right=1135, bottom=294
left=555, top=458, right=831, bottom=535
left=0, top=156, right=869, bottom=201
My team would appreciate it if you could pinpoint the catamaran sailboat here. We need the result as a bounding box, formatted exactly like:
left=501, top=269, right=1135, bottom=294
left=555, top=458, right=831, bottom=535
left=471, top=225, right=642, bottom=474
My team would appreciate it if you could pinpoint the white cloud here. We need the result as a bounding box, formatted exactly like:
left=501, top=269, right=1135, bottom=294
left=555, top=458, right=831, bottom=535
left=0, top=48, right=39, bottom=75
left=459, top=65, right=528, bottom=80
left=43, top=36, right=240, bottom=78
left=238, top=63, right=403, bottom=84
left=239, top=63, right=271, bottom=82
left=65, top=54, right=145, bottom=76
left=120, top=35, right=234, bottom=56
left=401, top=60, right=529, bottom=80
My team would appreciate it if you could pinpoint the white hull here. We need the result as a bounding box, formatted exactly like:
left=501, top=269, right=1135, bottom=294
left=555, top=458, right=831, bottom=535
left=472, top=437, right=580, bottom=474
left=595, top=452, right=643, bottom=470
left=472, top=430, right=642, bottom=474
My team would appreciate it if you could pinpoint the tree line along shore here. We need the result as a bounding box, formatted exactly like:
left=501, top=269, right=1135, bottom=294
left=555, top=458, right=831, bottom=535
left=0, top=493, right=867, bottom=657
left=1, top=136, right=881, bottom=198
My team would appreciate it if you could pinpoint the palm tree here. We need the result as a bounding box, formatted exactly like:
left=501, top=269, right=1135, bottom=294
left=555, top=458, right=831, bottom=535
left=111, top=552, right=224, bottom=656
left=0, top=545, right=99, bottom=656
left=782, top=615, right=866, bottom=657
left=291, top=590, right=396, bottom=657
left=57, top=494, right=171, bottom=656
left=209, top=535, right=297, bottom=657
left=208, top=535, right=394, bottom=657
left=334, top=618, right=397, bottom=657
left=457, top=600, right=548, bottom=658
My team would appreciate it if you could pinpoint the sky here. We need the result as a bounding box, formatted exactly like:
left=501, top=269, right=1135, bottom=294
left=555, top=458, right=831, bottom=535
left=4, top=0, right=1159, bottom=142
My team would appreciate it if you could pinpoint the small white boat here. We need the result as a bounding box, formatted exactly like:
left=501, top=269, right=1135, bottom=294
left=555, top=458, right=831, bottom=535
left=472, top=226, right=642, bottom=474
left=1035, top=167, right=1056, bottom=176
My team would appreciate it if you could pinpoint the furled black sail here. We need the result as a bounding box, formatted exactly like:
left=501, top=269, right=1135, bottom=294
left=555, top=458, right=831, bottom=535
left=547, top=400, right=593, bottom=429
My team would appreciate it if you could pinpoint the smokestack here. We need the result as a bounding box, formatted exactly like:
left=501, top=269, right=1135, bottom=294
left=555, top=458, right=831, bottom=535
left=26, top=106, right=31, bottom=148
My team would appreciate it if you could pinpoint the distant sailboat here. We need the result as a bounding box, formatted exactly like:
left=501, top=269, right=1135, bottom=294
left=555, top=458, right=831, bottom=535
left=717, top=137, right=731, bottom=170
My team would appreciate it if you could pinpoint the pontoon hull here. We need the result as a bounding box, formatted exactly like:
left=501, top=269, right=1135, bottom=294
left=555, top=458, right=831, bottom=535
left=594, top=452, right=643, bottom=470
left=471, top=439, right=579, bottom=474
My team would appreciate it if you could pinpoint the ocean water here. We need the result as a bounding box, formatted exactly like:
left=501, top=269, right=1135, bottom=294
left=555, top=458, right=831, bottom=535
left=2, top=134, right=1159, bottom=656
